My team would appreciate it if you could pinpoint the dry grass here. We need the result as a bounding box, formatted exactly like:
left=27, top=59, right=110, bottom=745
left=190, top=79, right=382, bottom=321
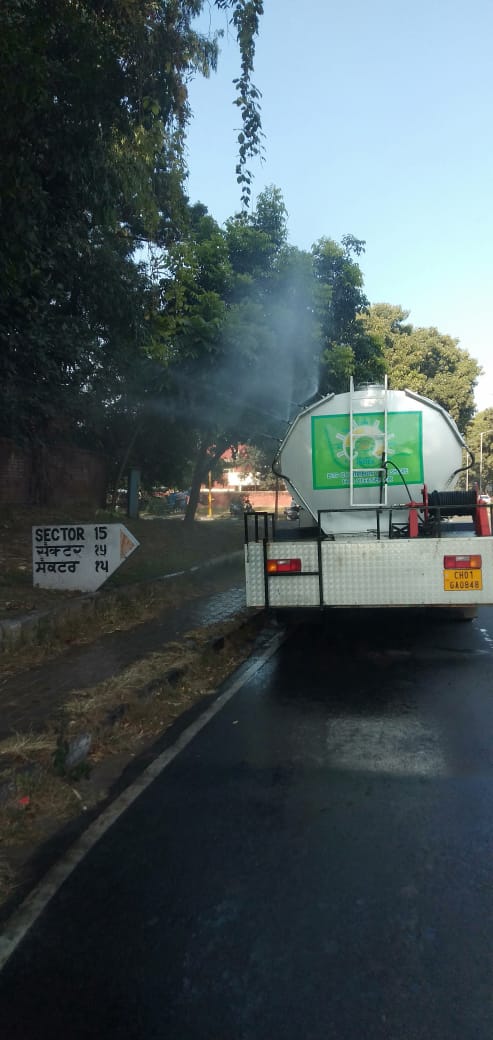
left=0, top=732, right=57, bottom=761
left=60, top=616, right=253, bottom=751
left=0, top=506, right=253, bottom=918
left=0, top=775, right=81, bottom=851
left=0, top=611, right=261, bottom=914
left=62, top=644, right=190, bottom=720
left=0, top=561, right=243, bottom=680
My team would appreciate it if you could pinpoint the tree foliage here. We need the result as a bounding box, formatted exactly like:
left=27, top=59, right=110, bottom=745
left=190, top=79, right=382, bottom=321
left=140, top=188, right=386, bottom=520
left=0, top=0, right=263, bottom=500
left=107, top=188, right=289, bottom=515
left=217, top=0, right=264, bottom=205
left=360, top=304, right=481, bottom=431
left=3, top=0, right=483, bottom=516
left=464, top=410, right=493, bottom=492
left=100, top=182, right=388, bottom=519
left=313, top=236, right=385, bottom=393
left=152, top=187, right=318, bottom=520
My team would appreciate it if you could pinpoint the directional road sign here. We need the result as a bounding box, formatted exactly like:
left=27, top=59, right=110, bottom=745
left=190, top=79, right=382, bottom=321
left=32, top=523, right=140, bottom=592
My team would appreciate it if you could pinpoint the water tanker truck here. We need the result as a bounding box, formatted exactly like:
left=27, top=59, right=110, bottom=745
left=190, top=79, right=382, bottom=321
left=244, top=379, right=493, bottom=614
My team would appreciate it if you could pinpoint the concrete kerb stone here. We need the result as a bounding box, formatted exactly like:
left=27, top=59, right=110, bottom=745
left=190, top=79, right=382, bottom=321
left=0, top=551, right=244, bottom=653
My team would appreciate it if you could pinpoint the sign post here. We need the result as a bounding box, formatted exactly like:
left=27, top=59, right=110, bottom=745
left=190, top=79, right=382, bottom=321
left=32, top=523, right=139, bottom=592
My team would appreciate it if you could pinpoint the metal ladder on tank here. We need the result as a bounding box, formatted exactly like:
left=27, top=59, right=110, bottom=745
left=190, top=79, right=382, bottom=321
left=348, top=374, right=389, bottom=509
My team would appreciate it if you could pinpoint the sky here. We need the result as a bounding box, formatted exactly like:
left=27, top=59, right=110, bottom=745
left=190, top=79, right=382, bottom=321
left=185, top=0, right=493, bottom=413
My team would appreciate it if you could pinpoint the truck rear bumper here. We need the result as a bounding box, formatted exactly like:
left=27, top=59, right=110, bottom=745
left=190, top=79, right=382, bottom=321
left=245, top=537, right=493, bottom=609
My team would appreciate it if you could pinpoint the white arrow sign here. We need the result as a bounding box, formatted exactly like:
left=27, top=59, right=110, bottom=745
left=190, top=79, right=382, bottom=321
left=32, top=523, right=140, bottom=592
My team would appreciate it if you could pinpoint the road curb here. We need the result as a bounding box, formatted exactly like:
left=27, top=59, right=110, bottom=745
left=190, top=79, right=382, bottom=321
left=0, top=551, right=243, bottom=652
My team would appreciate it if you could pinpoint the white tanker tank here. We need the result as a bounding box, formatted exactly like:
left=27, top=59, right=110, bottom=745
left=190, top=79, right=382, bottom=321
left=275, top=380, right=466, bottom=538
left=245, top=378, right=493, bottom=611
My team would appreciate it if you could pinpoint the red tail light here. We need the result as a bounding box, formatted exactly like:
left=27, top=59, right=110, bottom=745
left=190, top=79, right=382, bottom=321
left=443, top=555, right=482, bottom=569
left=267, top=558, right=302, bottom=574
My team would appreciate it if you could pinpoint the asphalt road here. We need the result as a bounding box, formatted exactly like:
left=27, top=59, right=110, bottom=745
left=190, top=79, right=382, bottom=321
left=1, top=607, right=493, bottom=1039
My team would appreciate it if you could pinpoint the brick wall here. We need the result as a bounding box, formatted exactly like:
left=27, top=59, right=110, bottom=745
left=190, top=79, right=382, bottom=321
left=0, top=439, right=31, bottom=504
left=0, top=440, right=107, bottom=507
left=45, top=446, right=107, bottom=508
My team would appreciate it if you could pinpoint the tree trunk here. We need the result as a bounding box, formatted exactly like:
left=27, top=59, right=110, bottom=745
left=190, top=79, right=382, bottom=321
left=111, top=422, right=142, bottom=511
left=183, top=438, right=210, bottom=525
left=183, top=435, right=231, bottom=525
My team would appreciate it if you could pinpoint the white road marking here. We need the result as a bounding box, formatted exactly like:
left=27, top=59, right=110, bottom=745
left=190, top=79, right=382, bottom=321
left=0, top=630, right=285, bottom=972
left=478, top=626, right=493, bottom=650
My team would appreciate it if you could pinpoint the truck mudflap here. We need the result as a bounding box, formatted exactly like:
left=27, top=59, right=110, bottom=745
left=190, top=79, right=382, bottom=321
left=245, top=536, right=493, bottom=610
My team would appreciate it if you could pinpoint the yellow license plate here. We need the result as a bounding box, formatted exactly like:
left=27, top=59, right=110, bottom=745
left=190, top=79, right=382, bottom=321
left=443, top=568, right=482, bottom=592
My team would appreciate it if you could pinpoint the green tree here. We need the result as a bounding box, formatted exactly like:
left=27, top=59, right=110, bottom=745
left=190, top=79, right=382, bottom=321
left=464, top=410, right=493, bottom=492
left=147, top=187, right=319, bottom=521
left=0, top=0, right=263, bottom=500
left=360, top=304, right=481, bottom=431
left=151, top=208, right=235, bottom=519
left=252, top=184, right=288, bottom=249
left=217, top=0, right=265, bottom=206
left=313, top=236, right=384, bottom=393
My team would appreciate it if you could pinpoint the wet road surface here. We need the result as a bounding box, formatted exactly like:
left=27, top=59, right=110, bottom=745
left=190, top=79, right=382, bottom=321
left=1, top=607, right=493, bottom=1038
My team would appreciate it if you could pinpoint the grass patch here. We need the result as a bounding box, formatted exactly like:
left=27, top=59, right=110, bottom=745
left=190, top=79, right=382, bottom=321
left=0, top=558, right=244, bottom=678
left=0, top=773, right=81, bottom=850
left=62, top=644, right=190, bottom=720
left=0, top=506, right=243, bottom=621
left=0, top=732, right=58, bottom=760
left=0, top=610, right=263, bottom=915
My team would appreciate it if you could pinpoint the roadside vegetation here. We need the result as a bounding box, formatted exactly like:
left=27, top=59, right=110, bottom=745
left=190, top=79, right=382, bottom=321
left=0, top=504, right=255, bottom=914
left=0, top=609, right=263, bottom=915
left=1, top=2, right=488, bottom=528
left=0, top=508, right=243, bottom=623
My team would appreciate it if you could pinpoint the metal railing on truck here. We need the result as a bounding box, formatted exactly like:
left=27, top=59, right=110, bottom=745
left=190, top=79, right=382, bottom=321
left=244, top=498, right=488, bottom=546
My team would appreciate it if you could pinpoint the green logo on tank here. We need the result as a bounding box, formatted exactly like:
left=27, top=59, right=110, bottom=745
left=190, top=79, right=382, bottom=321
left=311, top=411, right=423, bottom=490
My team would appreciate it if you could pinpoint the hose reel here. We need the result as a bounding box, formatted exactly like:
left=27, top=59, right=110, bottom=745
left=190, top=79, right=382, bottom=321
left=428, top=490, right=477, bottom=518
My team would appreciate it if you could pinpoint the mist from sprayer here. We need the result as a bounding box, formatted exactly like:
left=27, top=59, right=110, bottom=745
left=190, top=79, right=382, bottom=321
left=206, top=265, right=321, bottom=443
left=136, top=238, right=322, bottom=455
